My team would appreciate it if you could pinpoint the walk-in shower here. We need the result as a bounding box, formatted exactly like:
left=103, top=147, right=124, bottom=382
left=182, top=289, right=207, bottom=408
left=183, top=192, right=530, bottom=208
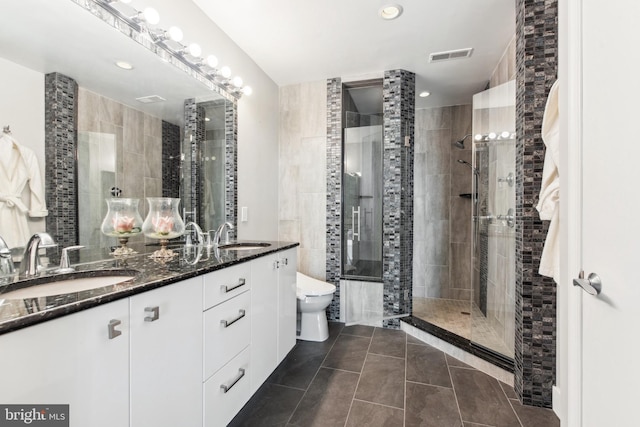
left=410, top=80, right=516, bottom=365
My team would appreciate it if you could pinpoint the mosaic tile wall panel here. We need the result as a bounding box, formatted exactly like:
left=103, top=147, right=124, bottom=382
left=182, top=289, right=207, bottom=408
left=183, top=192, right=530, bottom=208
left=44, top=73, right=78, bottom=248
left=325, top=78, right=342, bottom=321
left=514, top=0, right=558, bottom=408
left=382, top=70, right=415, bottom=328
left=162, top=120, right=181, bottom=199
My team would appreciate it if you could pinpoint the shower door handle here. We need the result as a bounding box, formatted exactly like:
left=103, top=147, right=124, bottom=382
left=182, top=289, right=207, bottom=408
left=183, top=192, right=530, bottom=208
left=352, top=206, right=361, bottom=242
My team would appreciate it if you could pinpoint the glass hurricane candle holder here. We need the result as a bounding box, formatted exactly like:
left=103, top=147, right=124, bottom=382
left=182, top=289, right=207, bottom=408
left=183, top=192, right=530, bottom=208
left=101, top=198, right=143, bottom=256
left=142, top=197, right=185, bottom=259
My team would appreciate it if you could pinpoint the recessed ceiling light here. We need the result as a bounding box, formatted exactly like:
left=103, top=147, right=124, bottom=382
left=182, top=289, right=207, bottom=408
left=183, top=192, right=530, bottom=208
left=378, top=4, right=403, bottom=20
left=419, top=91, right=431, bottom=97
left=115, top=60, right=133, bottom=70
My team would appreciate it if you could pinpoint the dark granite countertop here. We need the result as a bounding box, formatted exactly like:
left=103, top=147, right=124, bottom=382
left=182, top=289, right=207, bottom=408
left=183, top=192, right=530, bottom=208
left=0, top=240, right=298, bottom=336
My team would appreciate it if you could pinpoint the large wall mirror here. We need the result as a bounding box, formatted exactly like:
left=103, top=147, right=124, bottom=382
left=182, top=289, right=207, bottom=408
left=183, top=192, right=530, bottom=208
left=0, top=0, right=237, bottom=253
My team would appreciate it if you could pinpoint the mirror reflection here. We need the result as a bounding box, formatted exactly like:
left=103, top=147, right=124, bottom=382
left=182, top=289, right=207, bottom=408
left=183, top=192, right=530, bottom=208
left=0, top=0, right=236, bottom=254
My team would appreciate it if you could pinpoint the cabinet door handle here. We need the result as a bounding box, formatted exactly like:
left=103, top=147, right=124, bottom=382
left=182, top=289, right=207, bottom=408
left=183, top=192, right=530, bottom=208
left=220, top=278, right=246, bottom=293
left=108, top=319, right=122, bottom=339
left=220, top=368, right=245, bottom=393
left=282, top=258, right=288, bottom=266
left=144, top=306, right=160, bottom=322
left=220, top=309, right=246, bottom=328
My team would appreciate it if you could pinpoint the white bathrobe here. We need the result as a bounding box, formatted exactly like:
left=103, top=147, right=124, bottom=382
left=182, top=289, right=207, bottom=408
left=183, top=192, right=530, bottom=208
left=536, top=80, right=560, bottom=282
left=0, top=134, right=48, bottom=248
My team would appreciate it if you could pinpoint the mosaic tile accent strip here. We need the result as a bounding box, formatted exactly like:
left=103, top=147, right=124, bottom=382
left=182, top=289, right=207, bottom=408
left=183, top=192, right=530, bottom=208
left=325, top=77, right=342, bottom=321
left=182, top=99, right=199, bottom=223
left=44, top=72, right=78, bottom=248
left=162, top=120, right=181, bottom=198
left=382, top=70, right=415, bottom=328
left=225, top=99, right=238, bottom=240
left=514, top=0, right=558, bottom=408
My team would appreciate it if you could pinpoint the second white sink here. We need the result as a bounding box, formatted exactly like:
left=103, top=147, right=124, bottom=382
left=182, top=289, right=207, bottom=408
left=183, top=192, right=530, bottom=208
left=0, top=272, right=136, bottom=300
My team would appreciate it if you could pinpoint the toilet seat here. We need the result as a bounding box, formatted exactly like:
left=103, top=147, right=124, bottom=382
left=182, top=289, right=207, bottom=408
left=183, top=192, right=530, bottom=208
left=296, top=272, right=336, bottom=300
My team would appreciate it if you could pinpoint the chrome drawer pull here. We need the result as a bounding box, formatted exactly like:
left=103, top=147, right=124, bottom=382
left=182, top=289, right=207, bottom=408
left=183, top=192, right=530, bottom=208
left=220, top=278, right=246, bottom=293
left=108, top=319, right=122, bottom=339
left=144, top=306, right=160, bottom=322
left=220, top=368, right=245, bottom=393
left=220, top=309, right=246, bottom=328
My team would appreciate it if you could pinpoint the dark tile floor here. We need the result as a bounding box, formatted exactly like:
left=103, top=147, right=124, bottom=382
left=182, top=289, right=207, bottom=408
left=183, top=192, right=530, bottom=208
left=230, top=323, right=560, bottom=427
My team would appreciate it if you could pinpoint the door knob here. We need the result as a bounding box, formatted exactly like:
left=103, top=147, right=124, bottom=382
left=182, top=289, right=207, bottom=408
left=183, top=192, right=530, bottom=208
left=573, top=272, right=602, bottom=295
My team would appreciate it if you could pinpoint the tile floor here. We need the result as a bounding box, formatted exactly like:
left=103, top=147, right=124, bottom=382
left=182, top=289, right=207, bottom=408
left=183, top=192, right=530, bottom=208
left=412, top=297, right=513, bottom=358
left=230, top=322, right=559, bottom=427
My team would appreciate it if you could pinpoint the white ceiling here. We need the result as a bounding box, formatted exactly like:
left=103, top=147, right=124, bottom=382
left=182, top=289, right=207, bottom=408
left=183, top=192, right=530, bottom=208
left=193, top=0, right=516, bottom=109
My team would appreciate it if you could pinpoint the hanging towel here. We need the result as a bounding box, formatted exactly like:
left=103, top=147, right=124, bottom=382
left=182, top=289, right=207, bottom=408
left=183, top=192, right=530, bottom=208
left=0, top=134, right=48, bottom=248
left=536, top=80, right=560, bottom=282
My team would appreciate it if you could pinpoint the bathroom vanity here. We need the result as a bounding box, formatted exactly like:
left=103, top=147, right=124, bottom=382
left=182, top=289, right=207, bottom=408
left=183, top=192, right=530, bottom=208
left=0, top=242, right=297, bottom=427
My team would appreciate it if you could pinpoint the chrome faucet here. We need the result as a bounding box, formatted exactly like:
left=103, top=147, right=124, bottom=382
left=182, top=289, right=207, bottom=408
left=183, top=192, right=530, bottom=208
left=0, top=236, right=15, bottom=276
left=19, top=232, right=57, bottom=277
left=184, top=221, right=204, bottom=246
left=213, top=222, right=234, bottom=246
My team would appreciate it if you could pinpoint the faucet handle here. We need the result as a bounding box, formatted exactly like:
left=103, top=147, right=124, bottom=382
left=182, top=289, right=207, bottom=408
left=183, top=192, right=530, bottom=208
left=37, top=232, right=58, bottom=249
left=56, top=245, right=85, bottom=273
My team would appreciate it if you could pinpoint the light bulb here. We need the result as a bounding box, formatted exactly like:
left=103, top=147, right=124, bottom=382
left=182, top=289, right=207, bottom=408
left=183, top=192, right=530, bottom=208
left=242, top=86, right=253, bottom=96
left=378, top=4, right=403, bottom=20
left=474, top=134, right=483, bottom=141
left=167, top=26, right=183, bottom=42
left=143, top=7, right=160, bottom=25
left=488, top=132, right=497, bottom=140
left=220, top=66, right=232, bottom=79
left=187, top=43, right=202, bottom=57
left=500, top=131, right=511, bottom=139
left=419, top=91, right=430, bottom=97
left=205, top=55, right=218, bottom=68
left=232, top=76, right=243, bottom=88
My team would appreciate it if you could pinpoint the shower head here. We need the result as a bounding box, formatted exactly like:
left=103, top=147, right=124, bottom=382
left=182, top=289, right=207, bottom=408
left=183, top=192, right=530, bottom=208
left=452, top=134, right=472, bottom=149
left=457, top=159, right=479, bottom=175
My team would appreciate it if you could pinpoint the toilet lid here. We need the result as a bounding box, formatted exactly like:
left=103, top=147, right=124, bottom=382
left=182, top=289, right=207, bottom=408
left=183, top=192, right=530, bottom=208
left=296, top=272, right=336, bottom=297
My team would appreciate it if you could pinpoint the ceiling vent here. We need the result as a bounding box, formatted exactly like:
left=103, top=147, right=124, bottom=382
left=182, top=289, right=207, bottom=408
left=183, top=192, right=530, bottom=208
left=136, top=95, right=166, bottom=104
left=429, top=48, right=474, bottom=63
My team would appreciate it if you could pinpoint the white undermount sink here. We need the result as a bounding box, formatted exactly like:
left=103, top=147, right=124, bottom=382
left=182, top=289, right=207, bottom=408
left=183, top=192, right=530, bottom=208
left=0, top=271, right=136, bottom=299
left=218, top=242, right=271, bottom=251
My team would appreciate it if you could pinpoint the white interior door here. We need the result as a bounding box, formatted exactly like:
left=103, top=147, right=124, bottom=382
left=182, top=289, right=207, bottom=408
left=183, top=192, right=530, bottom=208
left=563, top=0, right=640, bottom=425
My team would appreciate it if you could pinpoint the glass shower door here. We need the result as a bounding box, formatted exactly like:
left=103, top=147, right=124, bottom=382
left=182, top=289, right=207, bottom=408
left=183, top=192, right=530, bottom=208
left=471, top=80, right=516, bottom=360
left=342, top=122, right=383, bottom=280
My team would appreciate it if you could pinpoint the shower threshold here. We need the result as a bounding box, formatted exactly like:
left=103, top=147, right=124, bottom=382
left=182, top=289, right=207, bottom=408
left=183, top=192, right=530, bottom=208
left=401, top=315, right=515, bottom=373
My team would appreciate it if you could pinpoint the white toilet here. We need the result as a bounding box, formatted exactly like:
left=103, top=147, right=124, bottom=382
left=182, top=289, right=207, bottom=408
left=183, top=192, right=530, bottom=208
left=296, top=272, right=336, bottom=342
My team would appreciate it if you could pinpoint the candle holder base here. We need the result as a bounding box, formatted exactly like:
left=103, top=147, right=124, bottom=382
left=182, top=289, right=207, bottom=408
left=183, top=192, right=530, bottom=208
left=111, top=237, right=138, bottom=256
left=150, top=239, right=177, bottom=260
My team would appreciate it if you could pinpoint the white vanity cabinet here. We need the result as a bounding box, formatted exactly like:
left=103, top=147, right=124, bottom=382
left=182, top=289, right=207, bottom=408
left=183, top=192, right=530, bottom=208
left=202, top=263, right=253, bottom=427
left=0, top=298, right=130, bottom=427
left=0, top=245, right=299, bottom=427
left=129, top=276, right=202, bottom=427
left=277, top=248, right=297, bottom=363
left=250, top=247, right=298, bottom=391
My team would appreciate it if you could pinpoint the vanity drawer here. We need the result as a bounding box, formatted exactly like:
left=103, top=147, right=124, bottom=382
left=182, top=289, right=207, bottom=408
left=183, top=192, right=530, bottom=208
left=204, top=291, right=251, bottom=380
left=203, top=346, right=251, bottom=427
left=203, top=263, right=251, bottom=309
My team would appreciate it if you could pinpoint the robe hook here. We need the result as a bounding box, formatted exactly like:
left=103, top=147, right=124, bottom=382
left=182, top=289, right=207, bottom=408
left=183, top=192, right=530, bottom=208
left=2, top=125, right=11, bottom=134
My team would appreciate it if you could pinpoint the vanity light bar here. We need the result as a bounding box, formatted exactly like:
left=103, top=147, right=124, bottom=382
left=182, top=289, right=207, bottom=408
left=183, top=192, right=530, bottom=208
left=91, top=0, right=251, bottom=98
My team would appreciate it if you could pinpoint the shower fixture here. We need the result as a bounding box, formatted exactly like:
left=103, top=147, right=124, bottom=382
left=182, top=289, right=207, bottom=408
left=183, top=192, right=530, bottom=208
left=457, top=159, right=479, bottom=176
left=453, top=134, right=472, bottom=149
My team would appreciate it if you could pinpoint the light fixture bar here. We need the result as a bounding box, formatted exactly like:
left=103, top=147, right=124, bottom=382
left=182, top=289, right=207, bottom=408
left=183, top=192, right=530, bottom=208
left=85, top=0, right=250, bottom=99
